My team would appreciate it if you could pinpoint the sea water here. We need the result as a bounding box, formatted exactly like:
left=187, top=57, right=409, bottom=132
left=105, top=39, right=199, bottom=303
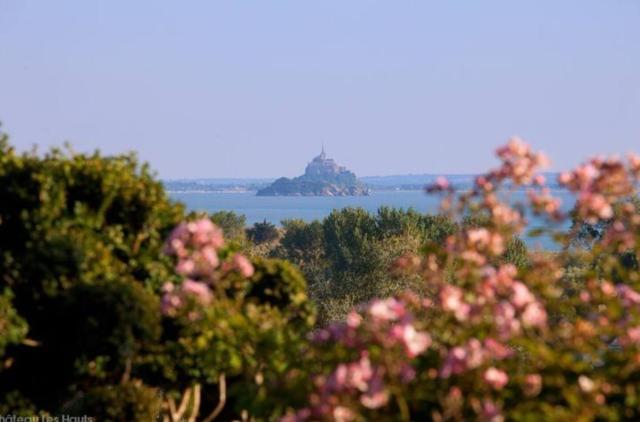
left=170, top=190, right=575, bottom=250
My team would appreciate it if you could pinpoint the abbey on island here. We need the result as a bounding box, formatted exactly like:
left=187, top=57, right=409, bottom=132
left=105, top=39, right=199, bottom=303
left=256, top=148, right=370, bottom=196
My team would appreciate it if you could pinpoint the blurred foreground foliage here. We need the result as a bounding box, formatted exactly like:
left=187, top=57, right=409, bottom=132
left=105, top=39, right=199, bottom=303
left=4, top=128, right=640, bottom=421
left=0, top=133, right=314, bottom=420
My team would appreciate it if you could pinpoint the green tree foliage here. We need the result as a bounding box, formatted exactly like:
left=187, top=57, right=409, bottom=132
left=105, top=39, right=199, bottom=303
left=0, top=289, right=27, bottom=359
left=72, top=382, right=162, bottom=422
left=0, top=133, right=315, bottom=420
left=0, top=133, right=184, bottom=413
left=210, top=210, right=247, bottom=241
left=247, top=219, right=280, bottom=244
left=277, top=207, right=459, bottom=323
left=502, top=236, right=530, bottom=269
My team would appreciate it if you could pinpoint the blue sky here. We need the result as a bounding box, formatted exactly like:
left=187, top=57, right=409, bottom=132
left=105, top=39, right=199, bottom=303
left=0, top=1, right=638, bottom=178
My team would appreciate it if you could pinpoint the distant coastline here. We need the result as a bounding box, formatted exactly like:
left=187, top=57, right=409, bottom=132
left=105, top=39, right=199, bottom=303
left=164, top=172, right=562, bottom=194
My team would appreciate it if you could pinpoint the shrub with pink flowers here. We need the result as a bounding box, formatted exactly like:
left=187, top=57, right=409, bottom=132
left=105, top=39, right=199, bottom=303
left=146, top=217, right=316, bottom=421
left=280, top=138, right=640, bottom=421
left=4, top=126, right=640, bottom=421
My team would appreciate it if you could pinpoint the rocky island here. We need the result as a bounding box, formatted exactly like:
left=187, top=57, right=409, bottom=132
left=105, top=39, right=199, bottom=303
left=257, top=148, right=370, bottom=196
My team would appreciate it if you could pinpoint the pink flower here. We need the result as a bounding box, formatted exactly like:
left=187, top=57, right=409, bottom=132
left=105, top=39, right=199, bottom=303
left=440, top=285, right=471, bottom=321
left=617, top=284, right=640, bottom=306
left=558, top=171, right=572, bottom=185
left=332, top=406, right=355, bottom=422
left=483, top=367, right=509, bottom=390
left=523, top=373, right=542, bottom=397
left=483, top=338, right=513, bottom=360
left=231, top=253, right=255, bottom=278
left=629, top=153, right=640, bottom=176
left=579, top=291, right=591, bottom=303
left=360, top=375, right=389, bottom=409
left=467, top=228, right=490, bottom=246
left=176, top=258, right=196, bottom=276
left=576, top=163, right=599, bottom=185
left=533, top=174, right=546, bottom=186
left=181, top=279, right=213, bottom=305
left=426, top=176, right=452, bottom=193
left=578, top=192, right=613, bottom=223
left=497, top=137, right=529, bottom=159
left=279, top=409, right=311, bottom=422
left=368, top=298, right=405, bottom=322
left=622, top=326, right=640, bottom=346
left=360, top=389, right=388, bottom=409
left=440, top=346, right=468, bottom=378
left=481, top=400, right=503, bottom=422
left=483, top=264, right=517, bottom=289
left=435, top=176, right=450, bottom=190
left=494, top=301, right=521, bottom=339
left=347, top=359, right=373, bottom=392
left=465, top=338, right=485, bottom=369
left=391, top=323, right=431, bottom=358
left=161, top=293, right=182, bottom=316
left=467, top=229, right=505, bottom=255
left=528, top=188, right=562, bottom=216
left=521, top=301, right=547, bottom=328
left=476, top=175, right=494, bottom=191
left=189, top=218, right=224, bottom=248
left=201, top=246, right=220, bottom=268
left=164, top=223, right=190, bottom=256
left=511, top=281, right=535, bottom=309
left=601, top=281, right=616, bottom=296
left=346, top=311, right=362, bottom=328
left=490, top=203, right=522, bottom=228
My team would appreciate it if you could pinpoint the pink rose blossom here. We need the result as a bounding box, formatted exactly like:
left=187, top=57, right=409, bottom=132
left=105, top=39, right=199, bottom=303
left=332, top=406, right=355, bottom=422
left=176, top=258, right=196, bottom=276
left=201, top=246, right=220, bottom=269
left=465, top=338, right=485, bottom=369
left=231, top=253, right=255, bottom=278
left=483, top=367, right=509, bottom=390
left=391, top=323, right=431, bottom=358
left=368, top=298, right=405, bottom=322
left=523, top=373, right=542, bottom=397
left=617, top=284, right=640, bottom=306
left=346, top=311, right=362, bottom=328
left=440, top=346, right=467, bottom=378
left=511, top=281, right=535, bottom=309
left=440, top=285, right=471, bottom=321
left=622, top=326, right=640, bottom=346
left=521, top=301, right=547, bottom=328
left=494, top=301, right=521, bottom=339
left=181, top=279, right=213, bottom=305
left=484, top=338, right=513, bottom=360
left=481, top=400, right=504, bottom=422
left=359, top=371, right=389, bottom=409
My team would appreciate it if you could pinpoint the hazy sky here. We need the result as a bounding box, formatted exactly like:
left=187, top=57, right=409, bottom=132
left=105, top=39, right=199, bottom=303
left=1, top=1, right=638, bottom=178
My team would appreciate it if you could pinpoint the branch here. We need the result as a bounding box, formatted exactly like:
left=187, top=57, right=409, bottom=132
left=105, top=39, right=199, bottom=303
left=120, top=357, right=132, bottom=384
left=174, top=387, right=192, bottom=421
left=202, top=373, right=226, bottom=422
left=187, top=384, right=201, bottom=422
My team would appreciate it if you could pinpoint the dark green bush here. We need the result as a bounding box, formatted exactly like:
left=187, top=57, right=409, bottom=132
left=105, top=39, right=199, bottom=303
left=0, top=132, right=183, bottom=413
left=247, top=219, right=280, bottom=244
left=73, top=382, right=162, bottom=422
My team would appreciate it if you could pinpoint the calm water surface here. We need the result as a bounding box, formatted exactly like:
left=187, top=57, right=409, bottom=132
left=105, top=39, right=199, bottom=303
left=170, top=190, right=575, bottom=250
